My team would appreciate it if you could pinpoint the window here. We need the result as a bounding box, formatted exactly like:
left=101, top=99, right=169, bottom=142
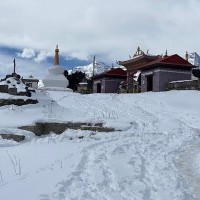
left=26, top=83, right=32, bottom=87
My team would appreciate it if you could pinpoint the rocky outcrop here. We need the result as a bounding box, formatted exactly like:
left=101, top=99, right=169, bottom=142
left=0, top=99, right=38, bottom=107
left=0, top=85, right=8, bottom=93
left=166, top=79, right=200, bottom=91
left=0, top=134, right=25, bottom=142
left=19, top=122, right=116, bottom=136
left=0, top=75, right=35, bottom=97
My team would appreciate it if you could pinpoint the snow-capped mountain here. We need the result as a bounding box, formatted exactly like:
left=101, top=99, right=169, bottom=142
left=189, top=52, right=200, bottom=68
left=70, top=61, right=111, bottom=78
left=69, top=61, right=126, bottom=78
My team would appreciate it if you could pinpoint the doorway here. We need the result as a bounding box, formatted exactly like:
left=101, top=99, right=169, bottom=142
left=147, top=75, right=153, bottom=91
left=97, top=83, right=101, bottom=93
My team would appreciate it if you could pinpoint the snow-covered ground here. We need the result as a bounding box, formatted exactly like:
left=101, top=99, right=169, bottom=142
left=0, top=90, right=200, bottom=199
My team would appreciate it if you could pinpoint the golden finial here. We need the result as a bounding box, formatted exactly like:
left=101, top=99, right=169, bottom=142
left=165, top=49, right=168, bottom=56
left=137, top=46, right=140, bottom=55
left=185, top=51, right=189, bottom=61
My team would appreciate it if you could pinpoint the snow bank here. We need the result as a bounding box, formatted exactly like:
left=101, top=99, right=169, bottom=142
left=0, top=77, right=26, bottom=92
left=0, top=90, right=200, bottom=199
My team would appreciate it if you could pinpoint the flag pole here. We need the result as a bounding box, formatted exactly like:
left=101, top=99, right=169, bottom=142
left=92, top=55, right=95, bottom=76
left=13, top=58, right=16, bottom=74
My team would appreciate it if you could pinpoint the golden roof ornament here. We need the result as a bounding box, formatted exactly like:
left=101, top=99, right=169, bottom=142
left=165, top=49, right=168, bottom=56
left=185, top=51, right=189, bottom=61
left=133, top=46, right=145, bottom=57
left=137, top=46, right=140, bottom=54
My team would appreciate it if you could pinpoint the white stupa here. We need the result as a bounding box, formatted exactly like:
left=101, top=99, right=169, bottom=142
left=42, top=46, right=71, bottom=91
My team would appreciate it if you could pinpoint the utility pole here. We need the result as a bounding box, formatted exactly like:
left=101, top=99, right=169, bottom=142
left=13, top=58, right=16, bottom=74
left=92, top=55, right=95, bottom=76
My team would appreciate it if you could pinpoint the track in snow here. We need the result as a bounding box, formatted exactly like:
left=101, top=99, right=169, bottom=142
left=1, top=92, right=200, bottom=200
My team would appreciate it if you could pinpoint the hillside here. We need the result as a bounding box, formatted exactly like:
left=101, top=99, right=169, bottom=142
left=0, top=91, right=200, bottom=199
left=70, top=61, right=125, bottom=78
left=189, top=52, right=200, bottom=68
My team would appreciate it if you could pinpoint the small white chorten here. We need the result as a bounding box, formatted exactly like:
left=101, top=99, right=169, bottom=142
left=42, top=46, right=71, bottom=91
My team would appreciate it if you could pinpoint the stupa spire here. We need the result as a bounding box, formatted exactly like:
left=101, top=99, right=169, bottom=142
left=54, top=45, right=59, bottom=65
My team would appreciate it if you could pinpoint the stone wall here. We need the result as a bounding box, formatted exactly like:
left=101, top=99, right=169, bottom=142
left=8, top=88, right=17, bottom=95
left=0, top=99, right=38, bottom=107
left=0, top=134, right=25, bottom=142
left=104, top=77, right=125, bottom=93
left=0, top=85, right=8, bottom=93
left=166, top=79, right=200, bottom=91
left=93, top=77, right=126, bottom=93
left=0, top=84, right=32, bottom=96
left=19, top=122, right=116, bottom=136
left=158, top=70, right=191, bottom=91
left=141, top=67, right=192, bottom=92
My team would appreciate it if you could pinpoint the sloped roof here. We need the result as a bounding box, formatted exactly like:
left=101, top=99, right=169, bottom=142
left=92, top=68, right=127, bottom=79
left=160, top=54, right=193, bottom=65
left=118, top=54, right=160, bottom=66
left=133, top=54, right=196, bottom=70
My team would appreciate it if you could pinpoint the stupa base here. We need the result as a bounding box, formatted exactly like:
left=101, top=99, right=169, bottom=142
left=38, top=87, right=73, bottom=92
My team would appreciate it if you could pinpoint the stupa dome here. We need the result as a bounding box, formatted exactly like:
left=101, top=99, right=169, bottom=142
left=42, top=46, right=69, bottom=89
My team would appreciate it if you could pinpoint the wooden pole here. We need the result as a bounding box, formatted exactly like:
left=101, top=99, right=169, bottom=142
left=13, top=58, right=16, bottom=74
left=92, top=55, right=95, bottom=76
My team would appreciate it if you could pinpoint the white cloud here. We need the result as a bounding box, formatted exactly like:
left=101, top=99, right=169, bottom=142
left=0, top=50, right=49, bottom=80
left=34, top=51, right=52, bottom=63
left=0, top=0, right=200, bottom=62
left=17, top=48, right=53, bottom=63
left=17, top=48, right=35, bottom=59
left=0, top=54, right=14, bottom=77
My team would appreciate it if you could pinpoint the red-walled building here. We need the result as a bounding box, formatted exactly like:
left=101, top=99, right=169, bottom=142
left=119, top=49, right=196, bottom=92
left=92, top=68, right=127, bottom=93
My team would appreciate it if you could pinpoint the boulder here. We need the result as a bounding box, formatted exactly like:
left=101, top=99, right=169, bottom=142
left=0, top=99, right=38, bottom=107
left=19, top=122, right=117, bottom=136
left=0, top=134, right=25, bottom=142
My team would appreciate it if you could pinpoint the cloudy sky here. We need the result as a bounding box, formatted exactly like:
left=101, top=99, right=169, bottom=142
left=0, top=0, right=199, bottom=78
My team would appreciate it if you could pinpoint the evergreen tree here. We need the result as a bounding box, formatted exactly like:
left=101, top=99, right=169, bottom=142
left=192, top=68, right=200, bottom=79
left=64, top=70, right=86, bottom=91
left=64, top=70, right=68, bottom=77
